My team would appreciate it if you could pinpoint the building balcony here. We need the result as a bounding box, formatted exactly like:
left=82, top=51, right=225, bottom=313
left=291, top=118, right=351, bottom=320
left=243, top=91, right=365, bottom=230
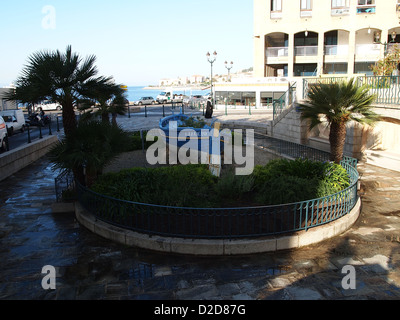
left=300, top=10, right=312, bottom=18
left=331, top=7, right=350, bottom=16
left=295, top=46, right=318, bottom=56
left=270, top=11, right=282, bottom=19
left=325, top=45, right=349, bottom=56
left=266, top=47, right=288, bottom=57
left=355, top=44, right=381, bottom=56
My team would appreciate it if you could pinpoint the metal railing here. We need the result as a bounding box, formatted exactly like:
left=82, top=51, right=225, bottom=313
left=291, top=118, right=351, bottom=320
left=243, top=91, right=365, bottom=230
left=75, top=142, right=359, bottom=240
left=303, top=75, right=400, bottom=106
left=273, top=82, right=297, bottom=121
left=324, top=45, right=349, bottom=56
left=55, top=170, right=75, bottom=202
left=295, top=46, right=318, bottom=56
left=266, top=47, right=289, bottom=57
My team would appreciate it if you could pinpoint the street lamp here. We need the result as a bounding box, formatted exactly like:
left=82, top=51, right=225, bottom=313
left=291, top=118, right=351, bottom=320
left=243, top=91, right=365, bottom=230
left=374, top=31, right=397, bottom=56
left=225, top=61, right=234, bottom=82
left=207, top=51, right=217, bottom=107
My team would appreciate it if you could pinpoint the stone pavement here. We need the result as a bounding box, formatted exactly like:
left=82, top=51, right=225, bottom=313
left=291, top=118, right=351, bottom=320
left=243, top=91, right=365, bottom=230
left=1, top=112, right=400, bottom=301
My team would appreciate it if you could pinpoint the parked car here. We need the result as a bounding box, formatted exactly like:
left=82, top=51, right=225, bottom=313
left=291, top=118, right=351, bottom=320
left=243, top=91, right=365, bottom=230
left=0, top=109, right=26, bottom=136
left=36, top=100, right=62, bottom=111
left=189, top=95, right=206, bottom=106
left=0, top=116, right=8, bottom=151
left=182, top=95, right=191, bottom=106
left=134, top=97, right=156, bottom=106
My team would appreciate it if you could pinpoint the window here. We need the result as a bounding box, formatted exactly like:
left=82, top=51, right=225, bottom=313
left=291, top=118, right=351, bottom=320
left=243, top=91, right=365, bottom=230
left=301, top=0, right=312, bottom=10
left=357, top=0, right=376, bottom=13
left=271, top=0, right=282, bottom=12
left=271, top=0, right=282, bottom=19
left=331, top=0, right=350, bottom=16
left=332, top=0, right=349, bottom=8
left=300, top=0, right=312, bottom=17
left=358, top=0, right=374, bottom=5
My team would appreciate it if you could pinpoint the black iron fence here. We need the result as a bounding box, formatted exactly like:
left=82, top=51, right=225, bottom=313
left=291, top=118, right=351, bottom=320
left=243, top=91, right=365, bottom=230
left=64, top=132, right=360, bottom=240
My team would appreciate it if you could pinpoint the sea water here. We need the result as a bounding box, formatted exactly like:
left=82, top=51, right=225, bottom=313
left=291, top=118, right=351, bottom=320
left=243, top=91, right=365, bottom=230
left=127, top=86, right=210, bottom=102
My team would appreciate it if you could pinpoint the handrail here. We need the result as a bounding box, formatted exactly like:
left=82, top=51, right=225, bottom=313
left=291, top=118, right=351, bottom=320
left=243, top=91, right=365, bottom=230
left=273, top=82, right=297, bottom=121
left=303, top=75, right=400, bottom=105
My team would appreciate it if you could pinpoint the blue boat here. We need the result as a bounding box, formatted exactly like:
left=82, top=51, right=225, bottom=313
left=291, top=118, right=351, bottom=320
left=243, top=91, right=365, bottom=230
left=159, top=113, right=224, bottom=154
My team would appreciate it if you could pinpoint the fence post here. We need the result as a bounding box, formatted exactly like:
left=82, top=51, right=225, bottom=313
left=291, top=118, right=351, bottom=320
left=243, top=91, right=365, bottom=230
left=49, top=119, right=52, bottom=135
left=5, top=134, right=10, bottom=151
left=57, top=117, right=60, bottom=132
left=27, top=125, right=31, bottom=143
left=39, top=125, right=43, bottom=139
left=145, top=105, right=148, bottom=118
left=140, top=130, right=145, bottom=153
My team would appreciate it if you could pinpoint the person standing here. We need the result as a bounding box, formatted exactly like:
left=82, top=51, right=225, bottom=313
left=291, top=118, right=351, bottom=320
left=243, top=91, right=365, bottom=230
left=205, top=97, right=213, bottom=119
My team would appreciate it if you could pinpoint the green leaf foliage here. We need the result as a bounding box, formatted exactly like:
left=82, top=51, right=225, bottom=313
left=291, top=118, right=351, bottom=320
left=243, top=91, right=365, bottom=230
left=91, top=158, right=350, bottom=208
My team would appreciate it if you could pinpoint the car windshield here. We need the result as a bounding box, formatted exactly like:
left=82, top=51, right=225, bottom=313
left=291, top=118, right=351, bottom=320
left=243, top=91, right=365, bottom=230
left=3, top=116, right=12, bottom=122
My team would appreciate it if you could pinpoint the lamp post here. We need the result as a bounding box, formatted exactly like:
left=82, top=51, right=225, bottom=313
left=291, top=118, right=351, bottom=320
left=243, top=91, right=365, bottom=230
left=207, top=51, right=217, bottom=107
left=225, top=61, right=233, bottom=82
left=374, top=31, right=397, bottom=56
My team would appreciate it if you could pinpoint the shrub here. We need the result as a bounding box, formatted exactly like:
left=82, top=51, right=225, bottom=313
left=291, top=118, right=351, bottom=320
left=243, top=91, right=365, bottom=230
left=91, top=159, right=351, bottom=208
left=252, top=159, right=350, bottom=205
left=91, top=165, right=218, bottom=207
left=126, top=131, right=156, bottom=151
left=215, top=169, right=254, bottom=202
left=179, top=117, right=207, bottom=128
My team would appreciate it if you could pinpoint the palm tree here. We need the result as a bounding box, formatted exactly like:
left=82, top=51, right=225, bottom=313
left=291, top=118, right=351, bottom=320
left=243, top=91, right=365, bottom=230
left=79, top=84, right=128, bottom=125
left=110, top=92, right=129, bottom=126
left=6, top=45, right=118, bottom=137
left=299, top=78, right=380, bottom=163
left=48, top=120, right=131, bottom=186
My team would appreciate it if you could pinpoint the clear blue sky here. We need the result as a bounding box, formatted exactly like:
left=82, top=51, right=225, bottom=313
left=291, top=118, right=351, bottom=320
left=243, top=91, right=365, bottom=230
left=0, top=0, right=254, bottom=87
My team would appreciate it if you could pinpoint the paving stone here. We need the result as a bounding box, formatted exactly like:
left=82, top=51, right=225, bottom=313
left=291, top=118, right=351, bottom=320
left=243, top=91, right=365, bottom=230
left=1, top=136, right=400, bottom=300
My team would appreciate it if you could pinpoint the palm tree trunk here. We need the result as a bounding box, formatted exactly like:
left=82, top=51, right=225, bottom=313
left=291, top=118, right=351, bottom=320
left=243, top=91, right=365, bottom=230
left=102, top=113, right=110, bottom=124
left=329, top=120, right=347, bottom=164
left=112, top=113, right=117, bottom=126
left=62, top=99, right=77, bottom=137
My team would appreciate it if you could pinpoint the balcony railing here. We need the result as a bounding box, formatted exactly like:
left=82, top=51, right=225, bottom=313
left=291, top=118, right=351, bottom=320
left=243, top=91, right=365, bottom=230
left=295, top=46, right=318, bottom=56
left=300, top=10, right=312, bottom=18
left=331, top=7, right=350, bottom=16
left=355, top=44, right=381, bottom=56
left=303, top=76, right=400, bottom=106
left=270, top=11, right=282, bottom=19
left=325, top=45, right=349, bottom=56
left=266, top=47, right=288, bottom=57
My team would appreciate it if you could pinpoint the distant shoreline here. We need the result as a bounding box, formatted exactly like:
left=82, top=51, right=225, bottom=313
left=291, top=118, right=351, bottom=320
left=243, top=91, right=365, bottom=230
left=143, top=86, right=209, bottom=91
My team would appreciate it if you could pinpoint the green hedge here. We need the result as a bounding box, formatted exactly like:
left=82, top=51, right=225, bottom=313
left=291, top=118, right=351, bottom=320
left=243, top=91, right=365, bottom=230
left=91, top=159, right=350, bottom=207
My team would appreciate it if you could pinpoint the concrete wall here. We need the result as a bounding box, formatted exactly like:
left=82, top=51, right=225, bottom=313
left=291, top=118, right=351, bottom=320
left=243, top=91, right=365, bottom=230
left=0, top=136, right=58, bottom=182
left=272, top=106, right=310, bottom=145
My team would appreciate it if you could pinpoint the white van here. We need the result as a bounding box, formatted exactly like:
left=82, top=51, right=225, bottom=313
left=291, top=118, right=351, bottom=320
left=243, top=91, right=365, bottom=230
left=0, top=110, right=26, bottom=136
left=0, top=116, right=8, bottom=151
